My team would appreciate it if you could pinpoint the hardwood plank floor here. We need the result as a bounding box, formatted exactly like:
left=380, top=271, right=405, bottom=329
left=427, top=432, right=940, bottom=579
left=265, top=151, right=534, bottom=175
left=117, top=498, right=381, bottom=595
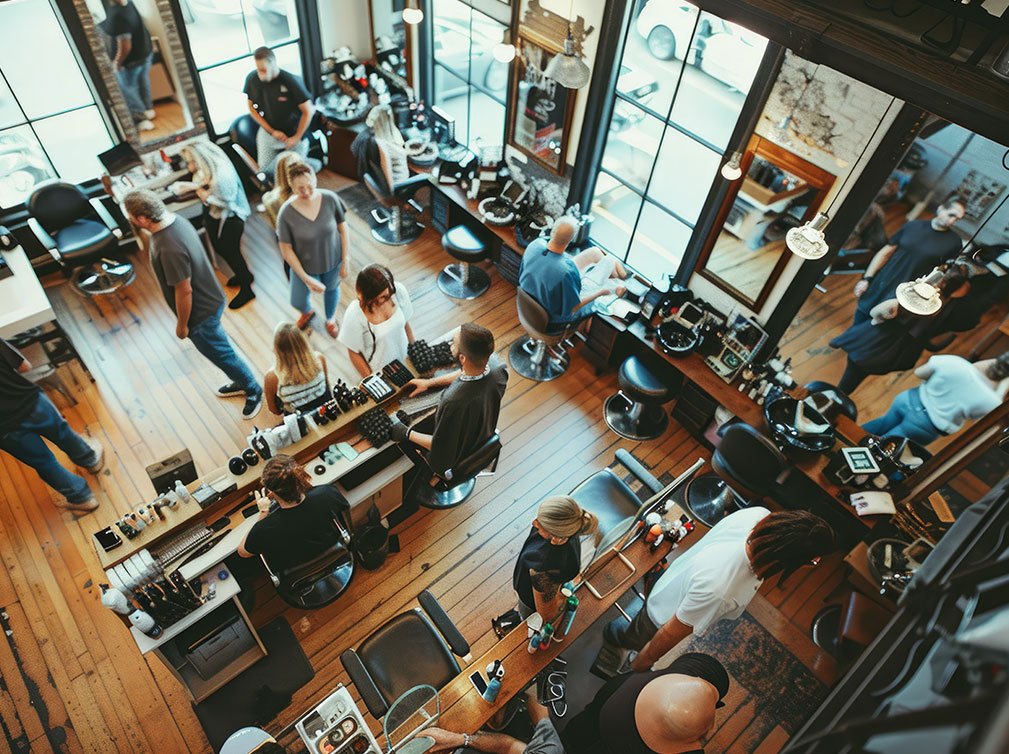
left=0, top=173, right=847, bottom=753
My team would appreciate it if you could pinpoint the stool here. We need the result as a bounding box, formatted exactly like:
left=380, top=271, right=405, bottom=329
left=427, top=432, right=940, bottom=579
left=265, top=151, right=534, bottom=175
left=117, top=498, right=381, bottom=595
left=603, top=356, right=674, bottom=440
left=438, top=226, right=490, bottom=299
left=509, top=288, right=570, bottom=382
left=811, top=591, right=892, bottom=662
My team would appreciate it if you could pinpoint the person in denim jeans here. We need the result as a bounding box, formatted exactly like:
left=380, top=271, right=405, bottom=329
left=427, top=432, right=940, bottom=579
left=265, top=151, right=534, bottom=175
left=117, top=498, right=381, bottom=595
left=105, top=0, right=155, bottom=130
left=123, top=189, right=263, bottom=417
left=0, top=339, right=103, bottom=512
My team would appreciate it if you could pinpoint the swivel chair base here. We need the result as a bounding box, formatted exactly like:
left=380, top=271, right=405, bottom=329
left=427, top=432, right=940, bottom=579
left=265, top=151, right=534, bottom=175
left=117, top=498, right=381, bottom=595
left=604, top=392, right=668, bottom=441
left=508, top=336, right=569, bottom=382
left=370, top=207, right=424, bottom=246
left=438, top=262, right=490, bottom=300
left=684, top=473, right=745, bottom=528
left=810, top=604, right=843, bottom=657
left=418, top=478, right=477, bottom=509
left=74, top=259, right=135, bottom=296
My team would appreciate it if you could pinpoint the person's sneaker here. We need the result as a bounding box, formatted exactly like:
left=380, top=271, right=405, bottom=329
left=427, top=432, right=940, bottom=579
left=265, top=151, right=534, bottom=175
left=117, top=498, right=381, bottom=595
left=54, top=496, right=99, bottom=513
left=242, top=392, right=263, bottom=418
left=296, top=310, right=316, bottom=330
left=144, top=108, right=157, bottom=120
left=84, top=439, right=104, bottom=474
left=228, top=287, right=255, bottom=310
left=216, top=382, right=245, bottom=397
left=137, top=119, right=155, bottom=131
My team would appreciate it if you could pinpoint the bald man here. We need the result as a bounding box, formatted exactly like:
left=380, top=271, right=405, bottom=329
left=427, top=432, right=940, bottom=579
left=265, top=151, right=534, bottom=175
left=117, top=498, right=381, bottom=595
left=562, top=652, right=728, bottom=754
left=518, top=217, right=629, bottom=334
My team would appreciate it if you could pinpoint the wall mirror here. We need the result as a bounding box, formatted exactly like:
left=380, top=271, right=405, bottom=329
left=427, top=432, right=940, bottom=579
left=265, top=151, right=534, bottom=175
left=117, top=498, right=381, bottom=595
left=369, top=0, right=409, bottom=82
left=697, top=135, right=835, bottom=310
left=77, top=0, right=205, bottom=148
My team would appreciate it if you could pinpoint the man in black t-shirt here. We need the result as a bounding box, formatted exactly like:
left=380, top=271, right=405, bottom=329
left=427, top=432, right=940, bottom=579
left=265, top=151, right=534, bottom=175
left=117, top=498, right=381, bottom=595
left=0, top=338, right=103, bottom=512
left=852, top=196, right=966, bottom=325
left=243, top=46, right=315, bottom=174
left=104, top=0, right=155, bottom=130
left=238, top=455, right=350, bottom=573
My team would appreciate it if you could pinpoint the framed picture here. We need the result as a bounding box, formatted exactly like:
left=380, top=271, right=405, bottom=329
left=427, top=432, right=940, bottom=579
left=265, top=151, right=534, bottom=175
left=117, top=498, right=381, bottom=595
left=507, top=35, right=576, bottom=174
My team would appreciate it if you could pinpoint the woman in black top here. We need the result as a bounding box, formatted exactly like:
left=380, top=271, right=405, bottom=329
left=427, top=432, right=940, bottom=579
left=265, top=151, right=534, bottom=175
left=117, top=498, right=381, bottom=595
left=512, top=496, right=599, bottom=618
left=562, top=652, right=729, bottom=754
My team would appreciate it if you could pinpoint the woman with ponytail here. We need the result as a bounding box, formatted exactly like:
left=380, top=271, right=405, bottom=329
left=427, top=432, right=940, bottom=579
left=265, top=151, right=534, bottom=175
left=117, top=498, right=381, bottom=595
left=513, top=495, right=600, bottom=618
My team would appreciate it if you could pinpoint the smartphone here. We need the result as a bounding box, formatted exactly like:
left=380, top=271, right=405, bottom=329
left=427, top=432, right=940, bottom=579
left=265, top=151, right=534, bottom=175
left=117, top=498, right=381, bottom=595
left=95, top=526, right=123, bottom=552
left=468, top=669, right=488, bottom=695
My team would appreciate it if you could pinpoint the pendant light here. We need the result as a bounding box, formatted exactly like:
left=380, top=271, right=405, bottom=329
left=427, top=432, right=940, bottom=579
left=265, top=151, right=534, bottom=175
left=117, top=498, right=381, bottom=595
left=720, top=151, right=742, bottom=181
left=494, top=29, right=516, bottom=63
left=543, top=0, right=590, bottom=89
left=402, top=0, right=423, bottom=25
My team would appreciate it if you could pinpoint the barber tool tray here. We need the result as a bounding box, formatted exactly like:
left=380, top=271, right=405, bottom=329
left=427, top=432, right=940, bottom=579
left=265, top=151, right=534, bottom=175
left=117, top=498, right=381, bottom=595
left=296, top=684, right=380, bottom=754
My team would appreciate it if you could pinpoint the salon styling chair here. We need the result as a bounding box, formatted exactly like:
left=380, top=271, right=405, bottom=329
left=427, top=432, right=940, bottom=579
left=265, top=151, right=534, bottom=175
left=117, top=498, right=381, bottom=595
left=362, top=168, right=428, bottom=246
left=438, top=225, right=491, bottom=299
left=228, top=112, right=329, bottom=189
left=509, top=288, right=572, bottom=382
left=568, top=448, right=667, bottom=539
left=258, top=509, right=354, bottom=609
left=422, top=432, right=501, bottom=509
left=686, top=423, right=790, bottom=527
left=604, top=355, right=675, bottom=440
left=27, top=182, right=133, bottom=295
left=803, top=380, right=858, bottom=423
left=341, top=590, right=470, bottom=720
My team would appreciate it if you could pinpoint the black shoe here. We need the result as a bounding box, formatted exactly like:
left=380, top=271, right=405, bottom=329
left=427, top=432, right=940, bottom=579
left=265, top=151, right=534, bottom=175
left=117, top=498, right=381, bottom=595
left=242, top=392, right=263, bottom=418
left=216, top=382, right=245, bottom=397
left=228, top=287, right=255, bottom=309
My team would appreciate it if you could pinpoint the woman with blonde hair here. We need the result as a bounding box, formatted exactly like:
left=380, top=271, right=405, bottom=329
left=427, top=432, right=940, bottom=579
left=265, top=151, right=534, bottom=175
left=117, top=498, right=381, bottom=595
left=262, top=151, right=305, bottom=229
left=172, top=141, right=255, bottom=308
left=262, top=322, right=331, bottom=415
left=351, top=104, right=408, bottom=196
left=513, top=495, right=600, bottom=618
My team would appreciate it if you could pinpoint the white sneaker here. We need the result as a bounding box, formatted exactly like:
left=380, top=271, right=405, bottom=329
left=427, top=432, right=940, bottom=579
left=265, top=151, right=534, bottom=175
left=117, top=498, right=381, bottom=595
left=144, top=109, right=156, bottom=120
left=137, top=119, right=155, bottom=131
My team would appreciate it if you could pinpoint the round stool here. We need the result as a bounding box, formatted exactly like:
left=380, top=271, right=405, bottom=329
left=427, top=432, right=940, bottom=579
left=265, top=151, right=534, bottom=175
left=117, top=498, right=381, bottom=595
left=604, top=356, right=673, bottom=440
left=438, top=225, right=491, bottom=299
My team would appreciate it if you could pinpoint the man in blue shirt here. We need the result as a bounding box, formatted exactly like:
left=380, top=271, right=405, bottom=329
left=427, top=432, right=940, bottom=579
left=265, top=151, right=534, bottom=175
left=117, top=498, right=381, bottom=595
left=518, top=217, right=628, bottom=334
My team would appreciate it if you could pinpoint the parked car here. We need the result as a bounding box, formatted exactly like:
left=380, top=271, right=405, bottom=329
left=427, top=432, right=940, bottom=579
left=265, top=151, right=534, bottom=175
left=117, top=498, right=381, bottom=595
left=432, top=10, right=509, bottom=99
left=611, top=64, right=658, bottom=131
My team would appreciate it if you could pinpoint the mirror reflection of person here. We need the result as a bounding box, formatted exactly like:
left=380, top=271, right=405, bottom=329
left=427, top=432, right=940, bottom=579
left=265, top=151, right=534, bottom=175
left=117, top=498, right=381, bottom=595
left=851, top=197, right=966, bottom=326
left=350, top=104, right=408, bottom=194
left=862, top=352, right=1009, bottom=446
left=105, top=0, right=155, bottom=131
left=339, top=265, right=415, bottom=378
left=244, top=47, right=315, bottom=174
left=171, top=142, right=255, bottom=309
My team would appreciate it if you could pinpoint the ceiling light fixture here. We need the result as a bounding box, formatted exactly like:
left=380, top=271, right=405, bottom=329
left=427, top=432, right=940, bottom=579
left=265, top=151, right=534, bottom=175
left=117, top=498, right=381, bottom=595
left=543, top=0, right=590, bottom=89
left=720, top=151, right=742, bottom=181
left=494, top=29, right=516, bottom=63
left=402, top=1, right=423, bottom=25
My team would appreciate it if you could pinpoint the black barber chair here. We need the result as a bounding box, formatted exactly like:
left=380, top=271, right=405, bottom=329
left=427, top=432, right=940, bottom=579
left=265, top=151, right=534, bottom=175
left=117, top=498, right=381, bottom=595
left=604, top=355, right=676, bottom=441
left=341, top=589, right=470, bottom=720
left=568, top=448, right=667, bottom=537
left=804, top=380, right=857, bottom=423
left=509, top=288, right=572, bottom=382
left=362, top=170, right=428, bottom=245
left=27, top=182, right=134, bottom=295
left=422, top=432, right=501, bottom=509
left=258, top=510, right=354, bottom=609
left=228, top=112, right=329, bottom=189
left=686, top=422, right=790, bottom=527
left=438, top=225, right=491, bottom=299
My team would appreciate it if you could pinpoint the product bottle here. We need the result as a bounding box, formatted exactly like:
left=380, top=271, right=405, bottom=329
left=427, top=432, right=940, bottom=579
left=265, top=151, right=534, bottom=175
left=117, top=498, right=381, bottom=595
left=100, top=584, right=132, bottom=615
left=174, top=480, right=191, bottom=503
left=128, top=609, right=162, bottom=638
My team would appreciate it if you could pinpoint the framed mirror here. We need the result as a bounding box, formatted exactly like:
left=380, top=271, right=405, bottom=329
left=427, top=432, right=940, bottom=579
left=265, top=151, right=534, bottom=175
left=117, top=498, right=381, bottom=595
left=507, top=35, right=576, bottom=174
left=76, top=0, right=205, bottom=147
left=697, top=135, right=835, bottom=310
left=369, top=0, right=410, bottom=83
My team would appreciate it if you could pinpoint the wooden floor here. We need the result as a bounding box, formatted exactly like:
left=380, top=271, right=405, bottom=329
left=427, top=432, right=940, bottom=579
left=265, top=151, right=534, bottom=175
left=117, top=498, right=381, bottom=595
left=139, top=101, right=190, bottom=145
left=0, top=173, right=845, bottom=753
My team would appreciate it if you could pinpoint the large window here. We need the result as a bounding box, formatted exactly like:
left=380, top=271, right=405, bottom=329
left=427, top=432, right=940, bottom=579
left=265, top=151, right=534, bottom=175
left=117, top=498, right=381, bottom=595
left=0, top=0, right=114, bottom=208
left=590, top=0, right=768, bottom=284
left=430, top=0, right=509, bottom=151
left=180, top=0, right=303, bottom=134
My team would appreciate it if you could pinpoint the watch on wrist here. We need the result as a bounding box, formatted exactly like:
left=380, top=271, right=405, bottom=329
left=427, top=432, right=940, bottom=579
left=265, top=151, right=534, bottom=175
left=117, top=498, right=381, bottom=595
left=463, top=732, right=472, bottom=746
left=861, top=275, right=873, bottom=282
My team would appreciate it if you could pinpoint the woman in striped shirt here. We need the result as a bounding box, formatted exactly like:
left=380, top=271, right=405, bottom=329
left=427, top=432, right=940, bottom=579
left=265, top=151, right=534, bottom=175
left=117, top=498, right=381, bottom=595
left=263, top=322, right=331, bottom=415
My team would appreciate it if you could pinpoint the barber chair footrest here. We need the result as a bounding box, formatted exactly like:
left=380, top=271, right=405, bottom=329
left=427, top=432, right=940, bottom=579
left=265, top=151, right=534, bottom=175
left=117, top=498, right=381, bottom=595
left=684, top=474, right=746, bottom=528
left=438, top=263, right=490, bottom=300
left=604, top=393, right=668, bottom=441
left=419, top=477, right=477, bottom=509
left=370, top=207, right=424, bottom=246
left=509, top=336, right=569, bottom=382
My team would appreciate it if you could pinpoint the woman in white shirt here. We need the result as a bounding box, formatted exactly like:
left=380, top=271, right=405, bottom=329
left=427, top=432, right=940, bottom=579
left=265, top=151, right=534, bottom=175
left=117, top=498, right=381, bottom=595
left=339, top=265, right=414, bottom=377
left=862, top=352, right=1009, bottom=445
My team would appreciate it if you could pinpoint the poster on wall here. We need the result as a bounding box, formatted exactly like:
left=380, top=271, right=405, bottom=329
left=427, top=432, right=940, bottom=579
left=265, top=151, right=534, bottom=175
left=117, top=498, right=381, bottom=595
left=954, top=169, right=1007, bottom=221
left=508, top=36, right=575, bottom=174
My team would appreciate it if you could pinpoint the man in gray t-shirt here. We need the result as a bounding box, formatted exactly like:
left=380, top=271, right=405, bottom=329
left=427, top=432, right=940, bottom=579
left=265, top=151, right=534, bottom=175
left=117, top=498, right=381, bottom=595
left=124, top=189, right=262, bottom=418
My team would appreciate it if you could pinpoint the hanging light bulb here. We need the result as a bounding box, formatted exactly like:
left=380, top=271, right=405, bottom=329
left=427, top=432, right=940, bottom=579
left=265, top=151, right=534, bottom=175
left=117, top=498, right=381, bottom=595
left=786, top=212, right=830, bottom=260
left=896, top=267, right=945, bottom=315
left=543, top=0, right=590, bottom=89
left=402, top=1, right=423, bottom=24
left=720, top=151, right=742, bottom=181
left=494, top=29, right=516, bottom=63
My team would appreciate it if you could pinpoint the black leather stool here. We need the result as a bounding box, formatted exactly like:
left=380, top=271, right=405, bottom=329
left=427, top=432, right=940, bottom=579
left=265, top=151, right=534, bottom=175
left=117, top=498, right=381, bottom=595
left=438, top=225, right=490, bottom=299
left=604, top=356, right=674, bottom=440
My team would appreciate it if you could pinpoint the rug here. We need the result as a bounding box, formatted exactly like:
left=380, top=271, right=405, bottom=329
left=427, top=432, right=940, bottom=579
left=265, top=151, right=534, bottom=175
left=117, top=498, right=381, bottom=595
left=192, top=617, right=315, bottom=752
left=337, top=182, right=378, bottom=224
